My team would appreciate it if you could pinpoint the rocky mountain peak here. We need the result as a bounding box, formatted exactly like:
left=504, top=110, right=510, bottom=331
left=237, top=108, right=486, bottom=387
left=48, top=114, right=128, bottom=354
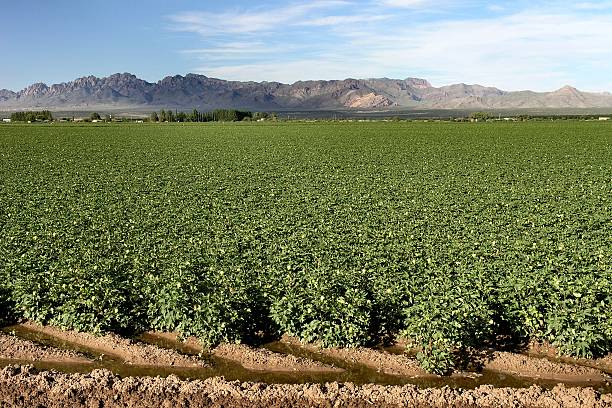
left=404, top=78, right=432, bottom=88
left=20, top=82, right=49, bottom=97
left=1, top=73, right=611, bottom=111
left=0, top=89, right=17, bottom=101
left=553, top=85, right=580, bottom=94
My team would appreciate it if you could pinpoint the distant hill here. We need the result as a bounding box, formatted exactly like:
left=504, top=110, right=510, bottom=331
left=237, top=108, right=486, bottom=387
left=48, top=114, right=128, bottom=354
left=2, top=73, right=612, bottom=111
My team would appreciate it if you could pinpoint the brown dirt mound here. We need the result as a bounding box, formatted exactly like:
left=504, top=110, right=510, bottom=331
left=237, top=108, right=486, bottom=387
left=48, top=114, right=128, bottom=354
left=282, top=336, right=432, bottom=378
left=213, top=344, right=344, bottom=373
left=144, top=332, right=342, bottom=373
left=485, top=352, right=610, bottom=383
left=528, top=342, right=612, bottom=374
left=21, top=322, right=206, bottom=368
left=0, top=332, right=90, bottom=364
left=143, top=331, right=202, bottom=354
left=1, top=365, right=611, bottom=408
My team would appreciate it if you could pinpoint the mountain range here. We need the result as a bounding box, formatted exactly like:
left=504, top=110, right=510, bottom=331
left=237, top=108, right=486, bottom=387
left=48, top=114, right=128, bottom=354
left=2, top=73, right=612, bottom=111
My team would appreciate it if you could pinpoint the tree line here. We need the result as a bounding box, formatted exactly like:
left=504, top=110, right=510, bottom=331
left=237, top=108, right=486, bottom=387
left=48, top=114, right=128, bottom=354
left=150, top=109, right=276, bottom=122
left=10, top=111, right=53, bottom=122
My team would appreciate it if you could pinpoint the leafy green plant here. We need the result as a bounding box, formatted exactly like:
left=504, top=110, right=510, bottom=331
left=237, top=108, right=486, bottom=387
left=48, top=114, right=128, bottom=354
left=146, top=260, right=270, bottom=348
left=416, top=337, right=455, bottom=375
left=0, top=121, right=610, bottom=375
left=401, top=269, right=499, bottom=373
left=0, top=279, right=15, bottom=325
left=544, top=274, right=611, bottom=358
left=270, top=268, right=374, bottom=347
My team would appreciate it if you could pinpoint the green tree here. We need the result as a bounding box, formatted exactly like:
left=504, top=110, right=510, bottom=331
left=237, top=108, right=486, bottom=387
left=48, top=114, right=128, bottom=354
left=469, top=112, right=492, bottom=122
left=212, top=109, right=252, bottom=122
left=10, top=111, right=53, bottom=122
left=190, top=109, right=200, bottom=122
left=253, top=112, right=270, bottom=121
left=150, top=112, right=159, bottom=122
left=90, top=112, right=101, bottom=121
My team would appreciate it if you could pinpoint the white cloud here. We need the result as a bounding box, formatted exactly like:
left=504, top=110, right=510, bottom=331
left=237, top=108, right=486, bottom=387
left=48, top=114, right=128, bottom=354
left=173, top=2, right=612, bottom=91
left=300, top=14, right=391, bottom=26
left=379, top=0, right=463, bottom=9
left=327, top=10, right=612, bottom=91
left=573, top=1, right=612, bottom=10
left=381, top=0, right=432, bottom=7
left=487, top=4, right=506, bottom=12
left=169, top=1, right=348, bottom=36
left=195, top=59, right=362, bottom=83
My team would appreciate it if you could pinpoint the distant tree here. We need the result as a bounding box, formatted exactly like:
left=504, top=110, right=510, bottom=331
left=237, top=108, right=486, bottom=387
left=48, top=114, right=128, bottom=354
left=190, top=109, right=200, bottom=122
left=212, top=109, right=252, bottom=122
left=152, top=107, right=258, bottom=123
left=10, top=110, right=53, bottom=122
left=253, top=112, right=270, bottom=121
left=469, top=112, right=492, bottom=122
left=90, top=112, right=101, bottom=121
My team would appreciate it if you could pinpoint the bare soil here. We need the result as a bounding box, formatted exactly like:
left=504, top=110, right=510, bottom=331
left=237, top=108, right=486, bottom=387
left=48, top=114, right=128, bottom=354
left=527, top=341, right=612, bottom=374
left=282, top=335, right=433, bottom=378
left=145, top=332, right=343, bottom=373
left=0, top=332, right=90, bottom=364
left=1, top=365, right=610, bottom=408
left=21, top=322, right=206, bottom=368
left=485, top=352, right=610, bottom=383
left=284, top=336, right=612, bottom=385
left=143, top=331, right=203, bottom=353
left=213, top=344, right=344, bottom=373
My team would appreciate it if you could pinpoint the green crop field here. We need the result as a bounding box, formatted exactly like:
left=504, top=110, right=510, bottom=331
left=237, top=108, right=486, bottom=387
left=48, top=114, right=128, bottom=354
left=0, top=121, right=610, bottom=374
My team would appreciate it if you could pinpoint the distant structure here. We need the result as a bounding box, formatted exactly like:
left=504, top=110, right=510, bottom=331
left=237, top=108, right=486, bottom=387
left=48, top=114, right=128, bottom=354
left=599, top=117, right=610, bottom=121
left=2, top=118, right=11, bottom=123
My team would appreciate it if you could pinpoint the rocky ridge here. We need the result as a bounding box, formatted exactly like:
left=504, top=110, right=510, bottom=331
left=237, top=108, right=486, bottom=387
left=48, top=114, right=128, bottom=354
left=2, top=73, right=612, bottom=111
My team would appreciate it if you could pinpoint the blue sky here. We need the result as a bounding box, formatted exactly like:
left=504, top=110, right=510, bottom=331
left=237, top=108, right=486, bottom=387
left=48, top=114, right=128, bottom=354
left=2, top=0, right=612, bottom=92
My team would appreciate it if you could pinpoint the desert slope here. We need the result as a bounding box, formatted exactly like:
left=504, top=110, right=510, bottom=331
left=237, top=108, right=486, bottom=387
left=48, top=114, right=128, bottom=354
left=1, top=73, right=612, bottom=111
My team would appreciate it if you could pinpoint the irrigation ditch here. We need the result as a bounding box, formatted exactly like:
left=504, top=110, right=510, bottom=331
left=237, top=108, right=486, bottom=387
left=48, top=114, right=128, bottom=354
left=0, top=322, right=611, bottom=407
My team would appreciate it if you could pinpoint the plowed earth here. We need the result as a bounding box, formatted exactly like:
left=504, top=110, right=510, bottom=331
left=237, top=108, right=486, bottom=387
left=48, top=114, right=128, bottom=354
left=1, top=365, right=611, bottom=408
left=1, top=323, right=611, bottom=408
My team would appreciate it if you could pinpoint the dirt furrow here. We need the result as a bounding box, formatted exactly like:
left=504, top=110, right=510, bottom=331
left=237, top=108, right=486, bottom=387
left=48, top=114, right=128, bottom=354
left=527, top=342, right=612, bottom=374
left=213, top=343, right=344, bottom=373
left=1, top=365, right=611, bottom=408
left=0, top=332, right=90, bottom=364
left=281, top=335, right=433, bottom=378
left=144, top=332, right=342, bottom=373
left=485, top=351, right=610, bottom=383
left=20, top=322, right=206, bottom=368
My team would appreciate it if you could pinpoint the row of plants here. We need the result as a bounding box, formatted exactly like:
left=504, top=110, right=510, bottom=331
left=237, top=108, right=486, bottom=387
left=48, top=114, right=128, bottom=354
left=0, top=122, right=610, bottom=374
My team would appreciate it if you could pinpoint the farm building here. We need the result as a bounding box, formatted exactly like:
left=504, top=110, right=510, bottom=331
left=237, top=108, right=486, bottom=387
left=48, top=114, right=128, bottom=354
left=2, top=118, right=11, bottom=123
left=599, top=117, right=610, bottom=121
